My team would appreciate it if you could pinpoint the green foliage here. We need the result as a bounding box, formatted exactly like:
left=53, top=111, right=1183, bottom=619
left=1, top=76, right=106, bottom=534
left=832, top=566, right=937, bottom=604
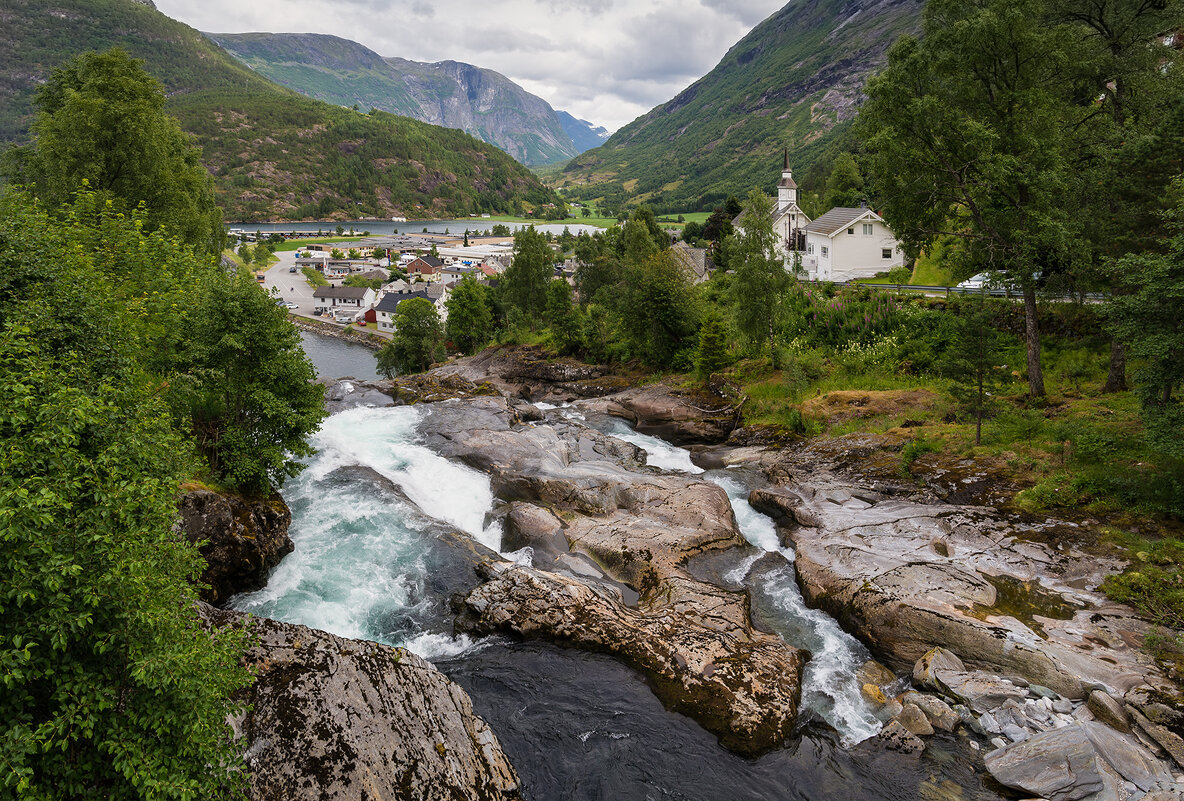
left=729, top=190, right=792, bottom=365
left=823, top=152, right=865, bottom=208
left=544, top=279, right=581, bottom=355
left=378, top=297, right=442, bottom=375
left=9, top=48, right=223, bottom=256
left=695, top=309, right=732, bottom=378
left=445, top=276, right=494, bottom=355
left=1102, top=538, right=1184, bottom=631
left=301, top=265, right=329, bottom=287
left=502, top=226, right=554, bottom=323
left=1107, top=189, right=1184, bottom=459
left=937, top=299, right=1007, bottom=443
left=342, top=274, right=384, bottom=291
left=169, top=273, right=326, bottom=495
left=0, top=190, right=252, bottom=800
left=619, top=251, right=701, bottom=367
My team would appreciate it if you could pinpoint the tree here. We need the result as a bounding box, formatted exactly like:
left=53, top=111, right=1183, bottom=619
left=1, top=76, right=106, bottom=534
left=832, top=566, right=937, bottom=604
left=620, top=251, right=700, bottom=367
left=860, top=0, right=1088, bottom=397
left=502, top=226, right=553, bottom=321
left=9, top=48, right=223, bottom=257
left=330, top=248, right=345, bottom=259
left=582, top=207, right=593, bottom=218
left=729, top=190, right=792, bottom=366
left=823, top=152, right=866, bottom=209
left=695, top=309, right=732, bottom=378
left=445, top=276, right=494, bottom=355
left=1106, top=188, right=1184, bottom=458
left=378, top=298, right=443, bottom=375
left=0, top=190, right=252, bottom=799
left=1052, top=0, right=1184, bottom=392
left=170, top=272, right=326, bottom=495
left=938, top=299, right=1006, bottom=444
left=347, top=248, right=361, bottom=259
left=545, top=279, right=581, bottom=354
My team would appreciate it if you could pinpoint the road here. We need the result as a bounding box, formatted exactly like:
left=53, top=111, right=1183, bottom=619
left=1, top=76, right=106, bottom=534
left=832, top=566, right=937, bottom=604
left=261, top=252, right=391, bottom=338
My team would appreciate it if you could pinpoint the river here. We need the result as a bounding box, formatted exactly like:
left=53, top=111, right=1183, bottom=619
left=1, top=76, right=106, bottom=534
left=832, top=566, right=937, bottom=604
left=299, top=330, right=382, bottom=381
left=229, top=403, right=1004, bottom=800
left=234, top=219, right=605, bottom=237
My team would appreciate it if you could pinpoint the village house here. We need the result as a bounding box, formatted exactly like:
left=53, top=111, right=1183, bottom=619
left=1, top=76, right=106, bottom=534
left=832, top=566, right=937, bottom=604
left=312, top=285, right=376, bottom=310
left=406, top=255, right=444, bottom=282
left=802, top=204, right=904, bottom=282
left=373, top=289, right=448, bottom=333
left=668, top=241, right=714, bottom=285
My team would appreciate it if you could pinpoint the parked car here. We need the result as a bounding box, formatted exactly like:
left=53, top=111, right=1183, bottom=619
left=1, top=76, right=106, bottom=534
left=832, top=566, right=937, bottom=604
left=285, top=302, right=299, bottom=309
left=289, top=266, right=297, bottom=273
left=956, top=273, right=990, bottom=290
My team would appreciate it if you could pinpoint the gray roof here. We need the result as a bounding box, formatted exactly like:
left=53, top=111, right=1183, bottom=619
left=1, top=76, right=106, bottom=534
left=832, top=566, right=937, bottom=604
left=375, top=291, right=436, bottom=313
left=669, top=242, right=714, bottom=281
left=313, top=286, right=371, bottom=299
left=805, top=207, right=876, bottom=236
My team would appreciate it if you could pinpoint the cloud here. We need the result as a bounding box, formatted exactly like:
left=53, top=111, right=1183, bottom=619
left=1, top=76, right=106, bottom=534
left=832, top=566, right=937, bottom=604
left=155, top=0, right=787, bottom=131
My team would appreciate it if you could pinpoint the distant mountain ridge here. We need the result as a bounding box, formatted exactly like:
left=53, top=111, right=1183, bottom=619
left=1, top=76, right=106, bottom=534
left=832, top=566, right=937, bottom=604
left=559, top=0, right=923, bottom=212
left=208, top=32, right=606, bottom=166
left=0, top=0, right=561, bottom=221
left=557, top=111, right=611, bottom=154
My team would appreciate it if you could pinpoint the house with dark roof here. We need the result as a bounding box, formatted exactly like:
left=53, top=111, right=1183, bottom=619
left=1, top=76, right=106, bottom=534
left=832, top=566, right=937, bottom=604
left=668, top=242, right=715, bottom=285
left=406, top=255, right=444, bottom=282
left=373, top=290, right=447, bottom=333
left=803, top=205, right=903, bottom=282
left=312, top=285, right=376, bottom=310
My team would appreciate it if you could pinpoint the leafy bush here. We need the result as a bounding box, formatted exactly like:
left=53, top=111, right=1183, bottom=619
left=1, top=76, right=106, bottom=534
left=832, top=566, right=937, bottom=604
left=1102, top=538, right=1184, bottom=630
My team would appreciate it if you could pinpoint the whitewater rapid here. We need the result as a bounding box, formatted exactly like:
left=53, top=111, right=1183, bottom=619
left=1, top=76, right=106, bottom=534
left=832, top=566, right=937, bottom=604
left=230, top=406, right=498, bottom=658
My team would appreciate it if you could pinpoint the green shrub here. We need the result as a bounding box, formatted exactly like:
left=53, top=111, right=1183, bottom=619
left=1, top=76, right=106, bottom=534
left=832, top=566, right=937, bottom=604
left=1102, top=538, right=1184, bottom=630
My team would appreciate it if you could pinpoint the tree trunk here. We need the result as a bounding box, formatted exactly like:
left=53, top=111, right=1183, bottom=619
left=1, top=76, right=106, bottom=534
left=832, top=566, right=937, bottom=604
left=976, top=371, right=984, bottom=445
left=1023, top=284, right=1045, bottom=397
left=1102, top=339, right=1128, bottom=393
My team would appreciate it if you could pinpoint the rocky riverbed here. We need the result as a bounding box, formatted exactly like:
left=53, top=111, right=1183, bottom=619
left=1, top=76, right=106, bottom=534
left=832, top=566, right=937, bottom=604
left=193, top=346, right=1184, bottom=800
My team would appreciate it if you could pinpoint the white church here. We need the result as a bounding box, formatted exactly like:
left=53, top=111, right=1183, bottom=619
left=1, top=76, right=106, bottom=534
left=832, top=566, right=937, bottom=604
left=768, top=152, right=906, bottom=283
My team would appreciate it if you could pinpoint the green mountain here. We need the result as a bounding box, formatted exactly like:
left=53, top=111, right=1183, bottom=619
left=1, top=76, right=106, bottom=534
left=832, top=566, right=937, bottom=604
left=558, top=0, right=923, bottom=213
left=0, top=0, right=560, bottom=220
left=206, top=32, right=586, bottom=166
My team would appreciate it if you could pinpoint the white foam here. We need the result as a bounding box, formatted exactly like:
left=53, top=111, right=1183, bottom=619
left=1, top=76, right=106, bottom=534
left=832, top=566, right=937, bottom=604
left=606, top=424, right=705, bottom=474
left=403, top=632, right=485, bottom=661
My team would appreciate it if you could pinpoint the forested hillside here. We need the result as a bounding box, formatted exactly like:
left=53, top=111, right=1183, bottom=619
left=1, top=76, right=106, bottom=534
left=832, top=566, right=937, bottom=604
left=0, top=0, right=561, bottom=220
left=208, top=32, right=584, bottom=166
left=558, top=0, right=922, bottom=213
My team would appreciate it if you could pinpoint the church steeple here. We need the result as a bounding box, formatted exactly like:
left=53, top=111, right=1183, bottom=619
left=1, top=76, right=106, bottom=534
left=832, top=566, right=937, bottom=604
left=777, top=148, right=798, bottom=211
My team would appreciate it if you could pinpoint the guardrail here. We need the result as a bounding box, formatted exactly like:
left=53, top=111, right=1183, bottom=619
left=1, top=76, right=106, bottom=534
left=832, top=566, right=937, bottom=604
left=810, top=280, right=1106, bottom=301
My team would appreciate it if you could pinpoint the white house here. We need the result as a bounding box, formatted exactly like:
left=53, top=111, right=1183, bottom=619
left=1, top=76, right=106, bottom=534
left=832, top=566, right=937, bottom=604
left=373, top=290, right=447, bottom=333
left=802, top=205, right=904, bottom=282
left=312, top=286, right=376, bottom=310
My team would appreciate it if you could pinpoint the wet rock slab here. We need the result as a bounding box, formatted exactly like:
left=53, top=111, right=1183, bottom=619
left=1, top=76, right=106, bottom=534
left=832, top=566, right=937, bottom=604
left=459, top=561, right=802, bottom=757
left=202, top=605, right=522, bottom=801
left=421, top=396, right=806, bottom=756
left=179, top=488, right=293, bottom=605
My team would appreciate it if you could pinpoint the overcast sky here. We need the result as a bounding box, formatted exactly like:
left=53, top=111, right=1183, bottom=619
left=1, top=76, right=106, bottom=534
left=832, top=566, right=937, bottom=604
left=154, top=0, right=787, bottom=132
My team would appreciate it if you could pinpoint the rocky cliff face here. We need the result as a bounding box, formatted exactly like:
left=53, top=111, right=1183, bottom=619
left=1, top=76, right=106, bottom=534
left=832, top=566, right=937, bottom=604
left=207, top=32, right=583, bottom=166
left=200, top=605, right=522, bottom=801
left=178, top=488, right=293, bottom=605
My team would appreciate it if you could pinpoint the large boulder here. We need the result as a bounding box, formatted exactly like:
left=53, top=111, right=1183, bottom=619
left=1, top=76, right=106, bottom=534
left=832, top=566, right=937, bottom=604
left=202, top=605, right=522, bottom=801
left=748, top=481, right=1165, bottom=701
left=585, top=383, right=741, bottom=445
left=984, top=722, right=1175, bottom=801
left=459, top=562, right=802, bottom=757
left=179, top=489, right=293, bottom=605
